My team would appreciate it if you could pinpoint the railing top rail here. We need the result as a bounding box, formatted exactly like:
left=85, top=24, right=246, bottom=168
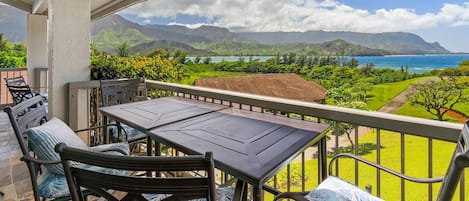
left=0, top=68, right=27, bottom=72
left=67, top=79, right=463, bottom=142
left=145, top=80, right=462, bottom=142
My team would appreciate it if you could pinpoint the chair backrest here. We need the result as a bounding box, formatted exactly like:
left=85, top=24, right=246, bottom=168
left=3, top=95, right=48, bottom=201
left=100, top=78, right=147, bottom=107
left=55, top=143, right=217, bottom=201
left=437, top=121, right=469, bottom=201
left=4, top=76, right=36, bottom=105
left=4, top=75, right=28, bottom=86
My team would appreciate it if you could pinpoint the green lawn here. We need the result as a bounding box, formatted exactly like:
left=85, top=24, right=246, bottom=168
left=395, top=76, right=469, bottom=123
left=366, top=77, right=433, bottom=111
left=179, top=64, right=248, bottom=85
left=396, top=101, right=461, bottom=123
left=264, top=130, right=468, bottom=201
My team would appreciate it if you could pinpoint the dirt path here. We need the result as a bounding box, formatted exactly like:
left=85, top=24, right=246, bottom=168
left=378, top=77, right=440, bottom=113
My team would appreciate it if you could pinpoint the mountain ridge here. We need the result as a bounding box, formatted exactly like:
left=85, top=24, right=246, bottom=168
left=237, top=31, right=449, bottom=54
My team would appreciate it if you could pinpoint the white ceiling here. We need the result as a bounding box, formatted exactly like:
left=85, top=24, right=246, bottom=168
left=0, top=0, right=144, bottom=21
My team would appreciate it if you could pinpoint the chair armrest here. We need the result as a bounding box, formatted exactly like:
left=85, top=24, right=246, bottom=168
left=20, top=155, right=61, bottom=165
left=74, top=123, right=126, bottom=134
left=273, top=192, right=309, bottom=201
left=329, top=153, right=444, bottom=183
left=74, top=123, right=129, bottom=143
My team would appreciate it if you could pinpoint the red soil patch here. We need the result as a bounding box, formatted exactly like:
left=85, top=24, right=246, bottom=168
left=440, top=108, right=469, bottom=123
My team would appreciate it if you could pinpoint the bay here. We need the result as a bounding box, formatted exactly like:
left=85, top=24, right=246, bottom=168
left=189, top=54, right=469, bottom=74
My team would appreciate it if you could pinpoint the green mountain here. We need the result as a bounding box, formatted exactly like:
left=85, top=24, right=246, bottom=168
left=90, top=14, right=450, bottom=56
left=237, top=31, right=450, bottom=55
left=130, top=40, right=214, bottom=56
left=192, top=39, right=389, bottom=56
left=92, top=28, right=154, bottom=53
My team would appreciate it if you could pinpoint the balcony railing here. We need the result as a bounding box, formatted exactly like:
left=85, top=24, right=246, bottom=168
left=68, top=79, right=465, bottom=200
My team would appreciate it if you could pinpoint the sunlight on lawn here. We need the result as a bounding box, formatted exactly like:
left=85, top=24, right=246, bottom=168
left=264, top=129, right=468, bottom=201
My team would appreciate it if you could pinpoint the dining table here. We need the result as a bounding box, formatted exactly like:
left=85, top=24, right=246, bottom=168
left=99, top=96, right=330, bottom=201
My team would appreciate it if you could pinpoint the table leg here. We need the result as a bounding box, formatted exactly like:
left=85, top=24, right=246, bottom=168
left=103, top=116, right=109, bottom=144
left=253, top=185, right=263, bottom=201
left=154, top=142, right=161, bottom=177
left=233, top=180, right=247, bottom=201
left=146, top=136, right=152, bottom=156
left=318, top=137, right=327, bottom=182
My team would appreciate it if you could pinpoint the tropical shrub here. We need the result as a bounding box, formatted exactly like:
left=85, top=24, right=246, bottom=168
left=90, top=54, right=179, bottom=82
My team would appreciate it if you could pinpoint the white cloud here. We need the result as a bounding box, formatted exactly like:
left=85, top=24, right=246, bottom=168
left=122, top=0, right=469, bottom=32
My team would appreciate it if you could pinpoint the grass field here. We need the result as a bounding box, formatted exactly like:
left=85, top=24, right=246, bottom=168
left=179, top=64, right=248, bottom=85
left=366, top=77, right=432, bottom=111
left=263, top=130, right=468, bottom=201
left=396, top=101, right=461, bottom=123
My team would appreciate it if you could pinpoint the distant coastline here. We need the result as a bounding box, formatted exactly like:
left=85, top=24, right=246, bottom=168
left=189, top=54, right=469, bottom=74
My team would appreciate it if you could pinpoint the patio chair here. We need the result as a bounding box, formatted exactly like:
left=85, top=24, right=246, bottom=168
left=55, top=143, right=235, bottom=201
left=4, top=75, right=38, bottom=105
left=100, top=78, right=148, bottom=148
left=274, top=121, right=469, bottom=201
left=4, top=95, right=131, bottom=201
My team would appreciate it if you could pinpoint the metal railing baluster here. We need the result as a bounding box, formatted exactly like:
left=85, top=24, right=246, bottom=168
left=377, top=128, right=381, bottom=197
left=428, top=138, right=433, bottom=201
left=355, top=126, right=359, bottom=186
left=401, top=133, right=405, bottom=201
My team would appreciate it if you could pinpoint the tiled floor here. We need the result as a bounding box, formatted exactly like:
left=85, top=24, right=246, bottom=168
left=0, top=112, right=34, bottom=201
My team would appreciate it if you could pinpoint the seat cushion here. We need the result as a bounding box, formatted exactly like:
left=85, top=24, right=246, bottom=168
left=27, top=118, right=88, bottom=175
left=38, top=150, right=130, bottom=198
left=305, top=176, right=383, bottom=201
left=145, top=186, right=235, bottom=201
left=89, top=142, right=131, bottom=156
left=111, top=123, right=147, bottom=142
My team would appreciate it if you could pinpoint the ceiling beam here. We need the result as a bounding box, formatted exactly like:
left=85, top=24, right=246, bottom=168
left=91, top=0, right=144, bottom=21
left=32, top=0, right=47, bottom=14
left=0, top=0, right=32, bottom=13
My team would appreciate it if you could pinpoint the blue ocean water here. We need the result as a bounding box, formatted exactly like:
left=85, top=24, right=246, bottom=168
left=191, top=54, right=469, bottom=74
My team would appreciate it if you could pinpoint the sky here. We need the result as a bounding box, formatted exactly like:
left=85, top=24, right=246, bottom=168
left=120, top=0, right=469, bottom=52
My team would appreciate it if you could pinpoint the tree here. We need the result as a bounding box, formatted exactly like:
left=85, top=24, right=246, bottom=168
left=194, top=56, right=201, bottom=64
left=0, top=33, right=11, bottom=52
left=346, top=58, right=359, bottom=68
left=327, top=87, right=370, bottom=147
left=409, top=77, right=469, bottom=121
left=203, top=56, right=211, bottom=64
left=173, top=49, right=187, bottom=64
left=117, top=42, right=130, bottom=57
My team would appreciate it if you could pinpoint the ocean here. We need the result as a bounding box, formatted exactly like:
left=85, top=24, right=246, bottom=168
left=191, top=54, right=469, bottom=74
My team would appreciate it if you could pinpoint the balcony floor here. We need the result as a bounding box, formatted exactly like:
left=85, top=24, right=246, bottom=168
left=0, top=112, right=34, bottom=201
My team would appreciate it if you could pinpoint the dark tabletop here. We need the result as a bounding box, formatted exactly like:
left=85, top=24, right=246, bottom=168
left=149, top=107, right=329, bottom=186
left=99, top=96, right=228, bottom=131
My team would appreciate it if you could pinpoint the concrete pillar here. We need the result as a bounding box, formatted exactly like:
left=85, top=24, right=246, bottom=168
left=48, top=0, right=90, bottom=122
left=26, top=14, right=48, bottom=92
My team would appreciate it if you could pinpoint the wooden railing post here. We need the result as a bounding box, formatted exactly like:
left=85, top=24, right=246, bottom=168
left=68, top=81, right=99, bottom=144
left=34, top=68, right=48, bottom=94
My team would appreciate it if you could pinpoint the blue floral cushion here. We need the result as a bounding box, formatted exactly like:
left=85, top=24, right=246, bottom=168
left=305, top=176, right=383, bottom=201
left=111, top=123, right=147, bottom=142
left=145, top=187, right=235, bottom=201
left=37, top=150, right=129, bottom=198
left=27, top=118, right=89, bottom=175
